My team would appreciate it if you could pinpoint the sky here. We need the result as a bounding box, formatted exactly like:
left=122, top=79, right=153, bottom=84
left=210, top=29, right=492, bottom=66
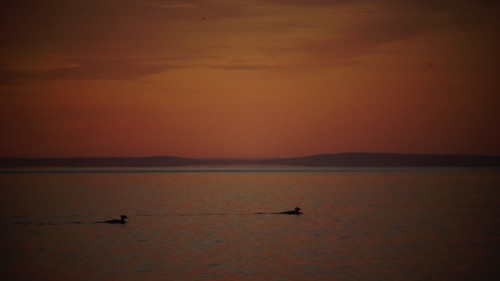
left=1, top=0, right=499, bottom=159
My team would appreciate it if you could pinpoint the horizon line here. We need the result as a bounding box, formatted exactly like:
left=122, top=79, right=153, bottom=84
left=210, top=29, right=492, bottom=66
left=1, top=152, right=500, bottom=160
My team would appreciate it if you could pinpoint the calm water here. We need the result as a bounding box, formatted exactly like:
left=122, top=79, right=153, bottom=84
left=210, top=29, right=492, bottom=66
left=1, top=167, right=499, bottom=281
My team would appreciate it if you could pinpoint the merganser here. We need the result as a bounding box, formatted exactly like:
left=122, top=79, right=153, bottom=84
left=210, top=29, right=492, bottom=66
left=279, top=207, right=302, bottom=215
left=105, top=215, right=128, bottom=224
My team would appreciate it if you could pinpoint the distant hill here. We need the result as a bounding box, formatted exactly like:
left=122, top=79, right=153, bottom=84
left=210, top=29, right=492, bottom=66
left=1, top=153, right=499, bottom=168
left=255, top=153, right=500, bottom=167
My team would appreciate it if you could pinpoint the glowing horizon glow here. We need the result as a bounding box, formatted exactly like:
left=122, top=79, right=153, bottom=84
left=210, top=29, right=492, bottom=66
left=1, top=0, right=499, bottom=158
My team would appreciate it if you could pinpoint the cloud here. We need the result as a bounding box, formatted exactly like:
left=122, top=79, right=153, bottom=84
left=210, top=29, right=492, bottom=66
left=259, top=0, right=500, bottom=67
left=209, top=60, right=360, bottom=71
left=0, top=1, right=219, bottom=55
left=210, top=64, right=274, bottom=71
left=54, top=58, right=179, bottom=80
left=261, top=0, right=368, bottom=6
left=304, top=19, right=427, bottom=60
left=2, top=0, right=498, bottom=78
left=0, top=58, right=178, bottom=84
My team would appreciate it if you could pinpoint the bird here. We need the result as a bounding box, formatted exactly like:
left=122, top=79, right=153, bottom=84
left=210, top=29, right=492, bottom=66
left=278, top=207, right=303, bottom=215
left=105, top=215, right=129, bottom=224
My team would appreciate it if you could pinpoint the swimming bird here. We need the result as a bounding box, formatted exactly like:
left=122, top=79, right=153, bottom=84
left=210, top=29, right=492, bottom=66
left=279, top=207, right=302, bottom=215
left=105, top=215, right=128, bottom=224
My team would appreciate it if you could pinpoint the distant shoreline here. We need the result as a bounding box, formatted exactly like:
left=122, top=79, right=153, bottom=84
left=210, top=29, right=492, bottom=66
left=1, top=153, right=500, bottom=168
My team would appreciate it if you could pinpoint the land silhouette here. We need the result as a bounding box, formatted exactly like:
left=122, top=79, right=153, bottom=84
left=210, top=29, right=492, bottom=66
left=1, top=153, right=499, bottom=168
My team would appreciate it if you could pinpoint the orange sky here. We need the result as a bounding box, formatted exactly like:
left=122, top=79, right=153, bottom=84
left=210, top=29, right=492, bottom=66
left=1, top=0, right=499, bottom=158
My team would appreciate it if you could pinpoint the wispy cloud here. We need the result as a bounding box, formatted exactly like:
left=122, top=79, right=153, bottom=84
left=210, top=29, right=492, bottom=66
left=262, top=0, right=368, bottom=7
left=0, top=58, right=179, bottom=84
left=301, top=18, right=428, bottom=62
left=2, top=0, right=498, bottom=78
left=260, top=0, right=500, bottom=68
left=0, top=1, right=239, bottom=55
left=210, top=64, right=274, bottom=71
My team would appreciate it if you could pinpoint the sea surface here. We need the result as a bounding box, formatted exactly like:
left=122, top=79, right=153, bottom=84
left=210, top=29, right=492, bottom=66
left=0, top=167, right=499, bottom=281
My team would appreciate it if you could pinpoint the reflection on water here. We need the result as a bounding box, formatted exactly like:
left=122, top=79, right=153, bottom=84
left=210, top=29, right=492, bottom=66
left=0, top=167, right=499, bottom=280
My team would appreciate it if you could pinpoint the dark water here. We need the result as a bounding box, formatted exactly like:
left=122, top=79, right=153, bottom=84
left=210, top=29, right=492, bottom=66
left=1, top=167, right=499, bottom=281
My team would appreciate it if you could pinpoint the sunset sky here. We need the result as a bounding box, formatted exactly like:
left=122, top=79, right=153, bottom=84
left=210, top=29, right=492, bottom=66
left=1, top=0, right=499, bottom=158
